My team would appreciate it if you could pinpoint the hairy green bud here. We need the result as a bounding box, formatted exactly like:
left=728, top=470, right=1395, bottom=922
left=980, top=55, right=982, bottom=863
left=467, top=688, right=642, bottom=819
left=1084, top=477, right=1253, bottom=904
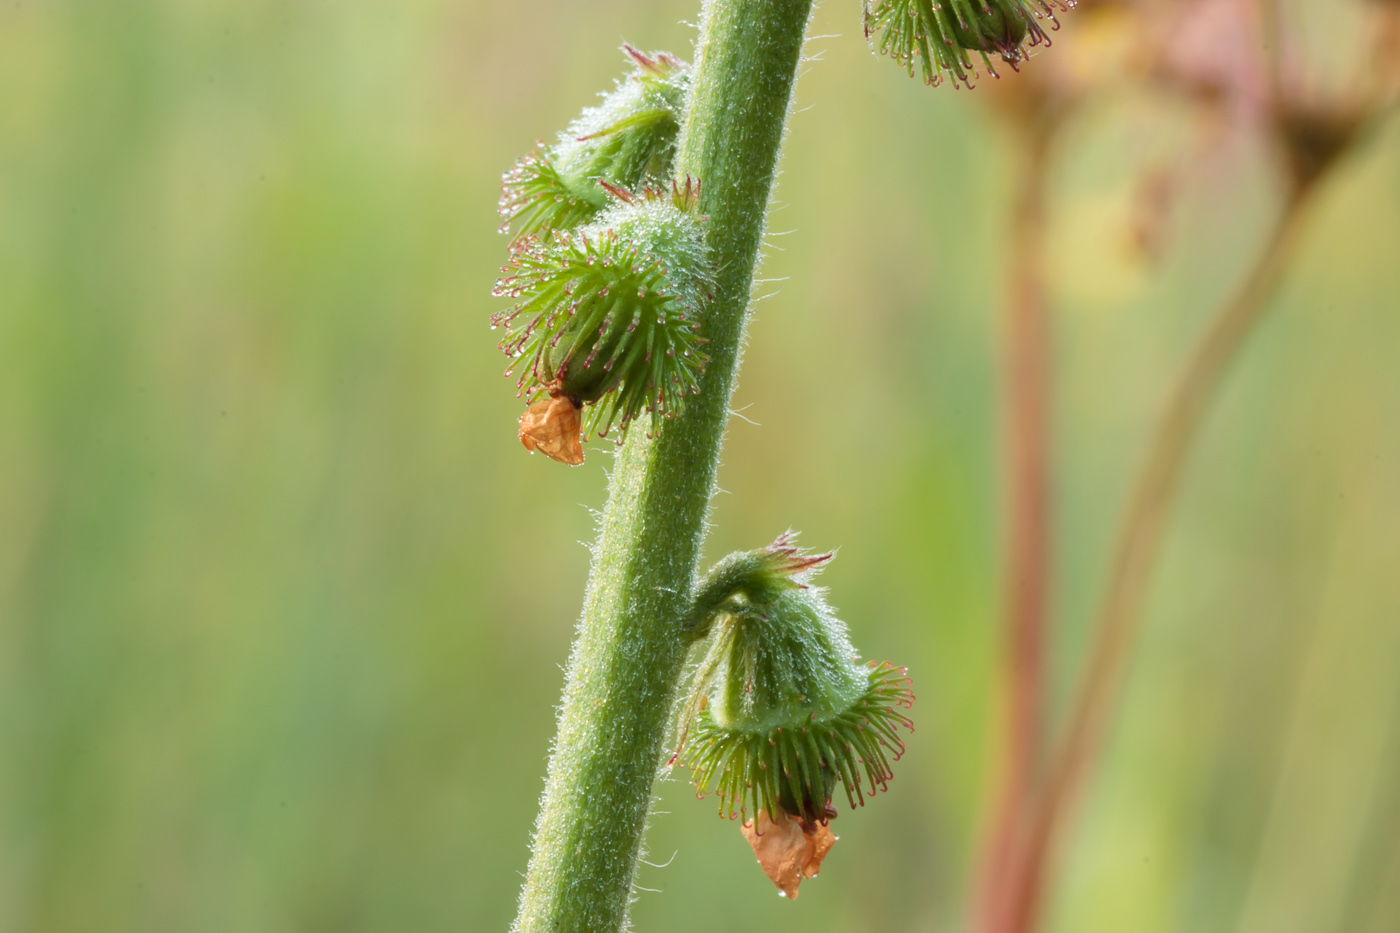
left=499, top=45, right=690, bottom=240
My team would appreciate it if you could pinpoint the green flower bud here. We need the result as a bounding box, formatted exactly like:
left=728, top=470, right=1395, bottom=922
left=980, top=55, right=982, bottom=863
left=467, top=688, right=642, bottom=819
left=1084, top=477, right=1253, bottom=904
left=491, top=179, right=711, bottom=443
left=676, top=534, right=916, bottom=831
left=499, top=45, right=690, bottom=240
left=864, top=0, right=1073, bottom=88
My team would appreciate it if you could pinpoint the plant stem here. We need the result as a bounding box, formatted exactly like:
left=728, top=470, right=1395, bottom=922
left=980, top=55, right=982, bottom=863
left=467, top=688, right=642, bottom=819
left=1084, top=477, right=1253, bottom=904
left=998, top=185, right=1319, bottom=933
left=974, top=116, right=1057, bottom=933
left=511, top=3, right=813, bottom=932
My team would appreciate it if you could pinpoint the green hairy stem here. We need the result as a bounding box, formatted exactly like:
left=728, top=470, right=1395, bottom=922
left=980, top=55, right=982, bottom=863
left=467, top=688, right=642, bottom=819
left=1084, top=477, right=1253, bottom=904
left=511, top=2, right=816, bottom=931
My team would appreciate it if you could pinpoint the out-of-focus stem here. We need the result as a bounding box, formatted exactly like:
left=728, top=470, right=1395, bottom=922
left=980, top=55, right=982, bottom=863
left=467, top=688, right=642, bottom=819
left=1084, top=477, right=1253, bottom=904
left=1000, top=184, right=1318, bottom=933
left=973, top=116, right=1058, bottom=933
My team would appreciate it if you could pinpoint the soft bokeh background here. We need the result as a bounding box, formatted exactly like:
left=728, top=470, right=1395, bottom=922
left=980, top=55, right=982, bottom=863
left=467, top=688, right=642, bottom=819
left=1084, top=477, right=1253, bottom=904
left=2, top=1, right=1398, bottom=931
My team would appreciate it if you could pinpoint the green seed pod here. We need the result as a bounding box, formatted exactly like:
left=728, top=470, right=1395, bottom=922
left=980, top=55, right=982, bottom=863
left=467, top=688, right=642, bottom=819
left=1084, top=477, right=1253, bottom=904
left=491, top=179, right=711, bottom=440
left=676, top=534, right=916, bottom=829
left=864, top=0, right=1072, bottom=88
left=499, top=45, right=690, bottom=241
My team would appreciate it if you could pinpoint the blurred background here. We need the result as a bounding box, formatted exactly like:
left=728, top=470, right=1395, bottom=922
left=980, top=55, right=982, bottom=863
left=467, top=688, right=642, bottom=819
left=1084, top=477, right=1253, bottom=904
left=2, top=1, right=1398, bottom=931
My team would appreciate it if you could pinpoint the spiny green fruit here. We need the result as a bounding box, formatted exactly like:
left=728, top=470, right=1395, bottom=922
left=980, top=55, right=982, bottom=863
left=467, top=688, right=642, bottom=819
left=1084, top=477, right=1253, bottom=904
left=676, top=534, right=915, bottom=828
left=864, top=0, right=1073, bottom=88
left=499, top=45, right=690, bottom=241
left=491, top=179, right=711, bottom=441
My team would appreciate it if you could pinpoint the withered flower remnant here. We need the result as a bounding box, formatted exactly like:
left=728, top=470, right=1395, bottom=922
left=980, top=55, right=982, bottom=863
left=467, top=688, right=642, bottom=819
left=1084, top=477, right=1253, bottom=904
left=741, top=808, right=838, bottom=899
left=517, top=393, right=584, bottom=465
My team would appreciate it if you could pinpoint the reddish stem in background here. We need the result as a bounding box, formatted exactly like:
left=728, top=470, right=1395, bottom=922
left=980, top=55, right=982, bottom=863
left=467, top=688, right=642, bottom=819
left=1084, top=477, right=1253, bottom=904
left=998, top=186, right=1316, bottom=933
left=973, top=118, right=1057, bottom=933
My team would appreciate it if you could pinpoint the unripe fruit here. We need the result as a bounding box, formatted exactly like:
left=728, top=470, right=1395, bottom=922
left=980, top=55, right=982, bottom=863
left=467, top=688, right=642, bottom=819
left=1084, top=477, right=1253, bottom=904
left=675, top=534, right=915, bottom=896
left=492, top=179, right=711, bottom=458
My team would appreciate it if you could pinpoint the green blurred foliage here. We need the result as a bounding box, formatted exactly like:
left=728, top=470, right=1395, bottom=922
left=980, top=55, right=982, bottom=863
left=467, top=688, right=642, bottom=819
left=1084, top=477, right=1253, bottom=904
left=1, top=1, right=1397, bottom=931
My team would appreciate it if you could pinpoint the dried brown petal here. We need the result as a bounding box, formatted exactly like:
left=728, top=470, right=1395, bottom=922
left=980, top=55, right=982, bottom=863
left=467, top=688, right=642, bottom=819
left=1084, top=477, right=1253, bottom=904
left=518, top=395, right=584, bottom=465
left=740, top=808, right=837, bottom=899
